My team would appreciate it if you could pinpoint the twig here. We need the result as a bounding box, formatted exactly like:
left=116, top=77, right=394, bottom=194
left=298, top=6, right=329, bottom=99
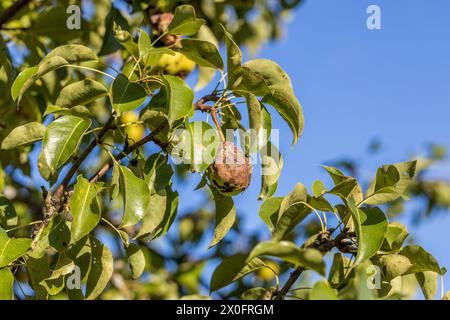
left=275, top=231, right=335, bottom=300
left=194, top=95, right=225, bottom=141
left=0, top=0, right=32, bottom=29
left=89, top=122, right=168, bottom=183
left=53, top=115, right=116, bottom=200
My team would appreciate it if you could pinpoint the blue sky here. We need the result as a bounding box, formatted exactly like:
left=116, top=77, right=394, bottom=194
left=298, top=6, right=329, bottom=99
left=177, top=0, right=450, bottom=297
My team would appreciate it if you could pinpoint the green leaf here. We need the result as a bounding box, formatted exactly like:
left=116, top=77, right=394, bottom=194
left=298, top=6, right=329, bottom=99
left=135, top=185, right=178, bottom=240
left=347, top=201, right=388, bottom=265
left=43, top=44, right=98, bottom=64
left=12, top=45, right=98, bottom=103
left=26, top=256, right=52, bottom=299
left=0, top=194, right=17, bottom=228
left=119, top=166, right=150, bottom=228
left=55, top=79, right=108, bottom=108
left=0, top=267, right=14, bottom=300
left=39, top=256, right=75, bottom=296
left=195, top=26, right=218, bottom=91
left=39, top=115, right=91, bottom=179
left=328, top=253, right=353, bottom=289
left=259, top=197, right=284, bottom=232
left=312, top=180, right=327, bottom=197
left=262, top=88, right=304, bottom=145
left=168, top=5, right=205, bottom=36
left=209, top=190, right=236, bottom=248
left=365, top=161, right=417, bottom=205
left=176, top=39, right=223, bottom=70
left=233, top=59, right=302, bottom=145
left=210, top=254, right=265, bottom=292
left=220, top=24, right=243, bottom=88
left=44, top=105, right=90, bottom=117
left=272, top=183, right=310, bottom=241
left=162, top=74, right=194, bottom=125
left=138, top=29, right=152, bottom=58
left=416, top=271, right=438, bottom=300
left=70, top=175, right=102, bottom=243
left=322, top=165, right=363, bottom=203
left=29, top=215, right=70, bottom=258
left=378, top=254, right=413, bottom=280
left=0, top=228, right=32, bottom=267
left=259, top=142, right=283, bottom=200
left=309, top=281, right=338, bottom=300
left=241, top=287, right=275, bottom=300
left=98, top=6, right=129, bottom=56
left=140, top=105, right=171, bottom=144
left=34, top=6, right=82, bottom=42
left=247, top=241, right=325, bottom=275
left=125, top=243, right=145, bottom=280
left=182, top=121, right=220, bottom=172
left=143, top=153, right=174, bottom=193
left=245, top=93, right=271, bottom=153
left=399, top=245, right=441, bottom=274
left=11, top=66, right=38, bottom=102
left=85, top=237, right=113, bottom=300
left=241, top=59, right=294, bottom=93
left=112, top=73, right=147, bottom=112
left=113, top=25, right=139, bottom=60
left=152, top=187, right=179, bottom=239
left=380, top=222, right=409, bottom=254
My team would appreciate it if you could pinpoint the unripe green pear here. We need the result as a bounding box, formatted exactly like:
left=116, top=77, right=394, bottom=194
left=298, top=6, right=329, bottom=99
left=156, top=52, right=195, bottom=76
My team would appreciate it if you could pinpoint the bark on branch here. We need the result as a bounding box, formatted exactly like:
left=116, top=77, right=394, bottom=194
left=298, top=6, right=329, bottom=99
left=0, top=0, right=32, bottom=29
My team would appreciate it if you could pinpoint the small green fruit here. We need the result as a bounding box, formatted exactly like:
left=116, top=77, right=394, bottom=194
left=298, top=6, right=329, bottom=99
left=207, top=141, right=252, bottom=197
left=156, top=52, right=195, bottom=76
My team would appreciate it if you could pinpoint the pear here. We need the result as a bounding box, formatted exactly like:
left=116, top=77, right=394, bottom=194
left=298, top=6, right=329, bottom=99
left=157, top=52, right=195, bottom=76
left=207, top=141, right=252, bottom=196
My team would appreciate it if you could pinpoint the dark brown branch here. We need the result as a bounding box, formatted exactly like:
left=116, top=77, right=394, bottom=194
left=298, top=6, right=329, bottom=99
left=194, top=94, right=225, bottom=141
left=0, top=0, right=32, bottom=29
left=89, top=122, right=168, bottom=184
left=53, top=115, right=116, bottom=201
left=194, top=94, right=219, bottom=112
left=275, top=231, right=336, bottom=299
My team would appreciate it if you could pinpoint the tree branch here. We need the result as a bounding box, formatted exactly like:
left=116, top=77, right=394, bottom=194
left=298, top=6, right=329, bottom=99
left=53, top=115, right=116, bottom=201
left=0, top=0, right=32, bottom=29
left=275, top=231, right=335, bottom=299
left=89, top=122, right=168, bottom=183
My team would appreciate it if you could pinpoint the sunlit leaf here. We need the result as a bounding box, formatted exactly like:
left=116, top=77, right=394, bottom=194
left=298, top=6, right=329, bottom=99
left=221, top=24, right=243, bottom=88
left=309, top=280, right=338, bottom=300
left=55, top=79, right=108, bottom=108
left=347, top=200, right=388, bottom=265
left=272, top=183, right=310, bottom=241
left=209, top=190, right=236, bottom=248
left=247, top=241, right=325, bottom=275
left=259, top=197, right=283, bottom=232
left=210, top=254, right=265, bottom=292
left=162, top=75, right=194, bottom=125
left=259, top=142, right=283, bottom=200
left=176, top=39, right=223, bottom=70
left=125, top=243, right=145, bottom=280
left=0, top=267, right=14, bottom=300
left=0, top=228, right=32, bottom=268
left=112, top=73, right=147, bottom=112
left=119, top=166, right=150, bottom=228
left=85, top=237, right=113, bottom=300
left=168, top=5, right=205, bottom=36
left=70, top=175, right=102, bottom=243
left=39, top=115, right=91, bottom=179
